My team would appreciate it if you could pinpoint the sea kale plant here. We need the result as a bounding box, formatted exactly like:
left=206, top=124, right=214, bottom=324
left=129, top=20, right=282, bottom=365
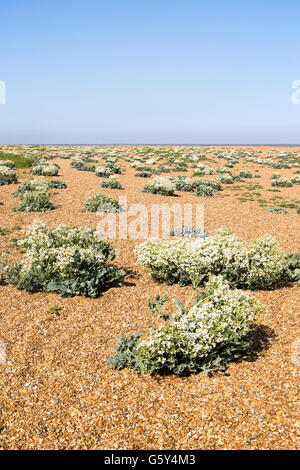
left=284, top=253, right=300, bottom=285
left=1, top=220, right=124, bottom=297
left=0, top=165, right=18, bottom=185
left=142, top=176, right=176, bottom=196
left=13, top=189, right=56, bottom=212
left=101, top=178, right=122, bottom=189
left=31, top=160, right=59, bottom=176
left=135, top=227, right=288, bottom=289
left=109, top=275, right=263, bottom=375
left=83, top=191, right=122, bottom=212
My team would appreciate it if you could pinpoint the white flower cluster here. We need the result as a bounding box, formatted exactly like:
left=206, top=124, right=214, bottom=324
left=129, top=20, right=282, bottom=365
left=143, top=176, right=176, bottom=196
left=95, top=165, right=113, bottom=178
left=3, top=220, right=120, bottom=296
left=135, top=227, right=288, bottom=288
left=135, top=275, right=263, bottom=372
left=31, top=160, right=59, bottom=176
left=0, top=165, right=18, bottom=185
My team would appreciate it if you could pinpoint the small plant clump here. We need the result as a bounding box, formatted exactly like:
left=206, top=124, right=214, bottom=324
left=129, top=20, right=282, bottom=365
left=101, top=178, right=122, bottom=189
left=271, top=177, right=293, bottom=187
left=83, top=191, right=122, bottom=212
left=13, top=189, right=56, bottom=212
left=284, top=253, right=300, bottom=285
left=142, top=177, right=176, bottom=196
left=268, top=206, right=289, bottom=214
left=49, top=180, right=67, bottom=189
left=0, top=165, right=18, bottom=185
left=135, top=227, right=288, bottom=289
left=239, top=171, right=253, bottom=178
left=31, top=161, right=59, bottom=176
left=170, top=227, right=208, bottom=239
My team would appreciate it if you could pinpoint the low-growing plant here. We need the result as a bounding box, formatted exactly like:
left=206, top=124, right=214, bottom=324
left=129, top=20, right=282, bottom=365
left=1, top=220, right=125, bottom=297
left=109, top=276, right=263, bottom=375
left=13, top=189, right=56, bottom=212
left=31, top=161, right=59, bottom=176
left=49, top=180, right=67, bottom=189
left=171, top=176, right=193, bottom=192
left=83, top=191, right=122, bottom=212
left=284, top=253, right=300, bottom=285
left=0, top=166, right=18, bottom=185
left=135, top=227, right=288, bottom=289
left=271, top=177, right=292, bottom=187
left=95, top=165, right=114, bottom=178
left=239, top=171, right=252, bottom=178
left=268, top=206, right=289, bottom=214
left=13, top=177, right=49, bottom=196
left=170, top=226, right=208, bottom=239
left=143, top=177, right=176, bottom=196
left=101, top=178, right=122, bottom=189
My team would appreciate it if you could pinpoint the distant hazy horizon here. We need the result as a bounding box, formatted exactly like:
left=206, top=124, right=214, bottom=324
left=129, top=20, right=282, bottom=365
left=1, top=0, right=300, bottom=144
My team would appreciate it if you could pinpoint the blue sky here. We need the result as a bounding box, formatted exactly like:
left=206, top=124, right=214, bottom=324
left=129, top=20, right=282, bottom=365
left=0, top=0, right=300, bottom=144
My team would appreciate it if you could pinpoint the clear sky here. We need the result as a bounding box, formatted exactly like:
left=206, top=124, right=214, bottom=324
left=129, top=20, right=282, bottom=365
left=0, top=0, right=300, bottom=144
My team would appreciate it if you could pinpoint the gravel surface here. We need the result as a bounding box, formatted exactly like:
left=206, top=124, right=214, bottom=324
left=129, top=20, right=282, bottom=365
left=0, top=146, right=299, bottom=449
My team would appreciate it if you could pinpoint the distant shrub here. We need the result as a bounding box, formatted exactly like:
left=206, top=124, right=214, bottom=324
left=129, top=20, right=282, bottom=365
left=13, top=177, right=49, bottom=196
left=143, top=177, right=176, bottom=196
left=71, top=157, right=95, bottom=172
left=95, top=165, right=114, bottom=178
left=49, top=180, right=67, bottom=189
left=101, top=178, right=122, bottom=189
left=109, top=276, right=263, bottom=375
left=291, top=175, right=300, bottom=185
left=13, top=189, right=55, bottom=212
left=193, top=163, right=214, bottom=176
left=1, top=220, right=124, bottom=297
left=268, top=206, right=289, bottom=214
left=170, top=226, right=208, bottom=239
left=31, top=161, right=59, bottom=176
left=239, top=171, right=252, bottom=178
left=284, top=253, right=300, bottom=285
left=83, top=191, right=122, bottom=212
left=0, top=159, right=15, bottom=169
left=135, top=227, right=288, bottom=289
left=216, top=173, right=234, bottom=184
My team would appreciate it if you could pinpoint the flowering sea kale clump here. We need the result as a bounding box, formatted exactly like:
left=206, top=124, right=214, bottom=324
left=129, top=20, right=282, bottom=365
left=13, top=177, right=49, bottom=196
left=0, top=165, right=18, bottom=185
left=109, top=276, right=263, bottom=375
left=83, top=191, right=122, bottom=212
left=31, top=160, right=59, bottom=176
left=271, top=176, right=293, bottom=187
left=135, top=227, right=288, bottom=289
left=0, top=159, right=15, bottom=169
left=1, top=220, right=125, bottom=297
left=193, top=163, right=214, bottom=176
left=142, top=176, right=176, bottom=196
